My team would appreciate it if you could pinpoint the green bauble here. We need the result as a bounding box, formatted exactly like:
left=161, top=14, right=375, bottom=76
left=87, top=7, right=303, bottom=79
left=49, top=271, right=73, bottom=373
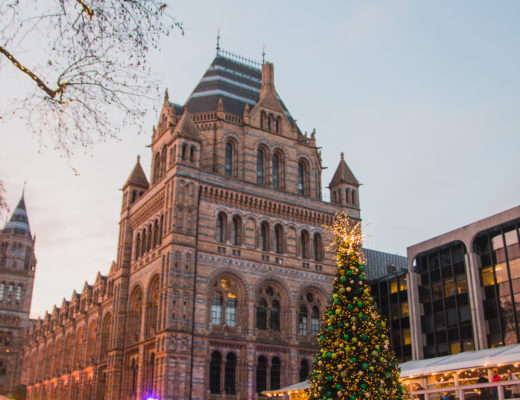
left=347, top=304, right=353, bottom=311
left=362, top=363, right=369, bottom=370
left=326, top=376, right=332, bottom=381
left=340, top=275, right=347, bottom=282
left=361, top=334, right=368, bottom=341
left=335, top=384, right=341, bottom=390
left=357, top=301, right=363, bottom=308
left=361, top=383, right=367, bottom=389
left=343, top=334, right=350, bottom=340
left=328, top=325, right=334, bottom=331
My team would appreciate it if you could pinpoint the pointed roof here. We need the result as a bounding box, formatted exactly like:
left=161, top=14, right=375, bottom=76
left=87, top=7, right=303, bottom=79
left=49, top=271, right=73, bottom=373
left=185, top=52, right=294, bottom=121
left=329, top=153, right=359, bottom=187
left=2, top=193, right=32, bottom=238
left=123, top=156, right=149, bottom=190
left=173, top=107, right=201, bottom=141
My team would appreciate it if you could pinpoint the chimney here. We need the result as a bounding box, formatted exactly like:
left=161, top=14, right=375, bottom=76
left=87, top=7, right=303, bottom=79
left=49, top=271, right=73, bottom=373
left=260, top=62, right=275, bottom=97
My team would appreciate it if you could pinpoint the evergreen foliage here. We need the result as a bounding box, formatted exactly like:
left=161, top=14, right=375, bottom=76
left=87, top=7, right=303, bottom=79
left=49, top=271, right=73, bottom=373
left=308, top=214, right=406, bottom=400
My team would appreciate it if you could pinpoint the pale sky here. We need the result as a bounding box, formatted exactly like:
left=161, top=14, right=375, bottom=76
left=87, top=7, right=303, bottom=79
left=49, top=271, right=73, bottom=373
left=1, top=1, right=519, bottom=318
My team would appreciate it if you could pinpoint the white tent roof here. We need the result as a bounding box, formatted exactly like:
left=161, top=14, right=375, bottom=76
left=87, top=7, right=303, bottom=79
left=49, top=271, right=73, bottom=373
left=265, top=344, right=520, bottom=396
left=400, top=343, right=520, bottom=378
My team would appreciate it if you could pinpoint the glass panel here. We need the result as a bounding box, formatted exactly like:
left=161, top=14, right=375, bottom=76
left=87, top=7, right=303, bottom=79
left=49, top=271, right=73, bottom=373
left=401, top=302, right=409, bottom=317
left=257, top=150, right=264, bottom=184
left=298, top=163, right=304, bottom=195
left=225, top=143, right=233, bottom=177
left=256, top=299, right=267, bottom=330
left=481, top=267, right=495, bottom=286
left=226, top=297, right=237, bottom=327
left=211, top=296, right=222, bottom=325
left=390, top=279, right=398, bottom=294
left=273, top=155, right=280, bottom=189
left=270, top=300, right=280, bottom=331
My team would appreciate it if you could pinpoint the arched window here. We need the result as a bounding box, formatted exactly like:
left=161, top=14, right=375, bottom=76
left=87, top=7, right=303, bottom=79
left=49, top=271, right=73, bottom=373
left=146, top=278, right=159, bottom=337
left=135, top=233, right=141, bottom=261
left=270, top=357, right=281, bottom=390
left=147, top=224, right=152, bottom=252
left=100, top=313, right=112, bottom=360
left=231, top=216, right=242, bottom=246
left=140, top=230, right=147, bottom=257
left=128, top=287, right=143, bottom=343
left=256, top=298, right=267, bottom=330
left=337, top=190, right=341, bottom=203
left=182, top=143, right=187, bottom=160
left=314, top=233, right=324, bottom=261
left=161, top=146, right=167, bottom=176
left=345, top=188, right=350, bottom=203
left=272, top=153, right=280, bottom=189
left=275, top=117, right=280, bottom=134
left=298, top=304, right=308, bottom=335
left=225, top=142, right=233, bottom=177
left=311, top=305, right=321, bottom=335
left=14, top=284, right=22, bottom=303
left=6, top=284, right=13, bottom=303
left=224, top=353, right=236, bottom=394
left=0, top=283, right=4, bottom=301
left=267, top=115, right=272, bottom=131
left=209, top=351, right=221, bottom=394
left=211, top=294, right=222, bottom=325
left=274, top=225, right=284, bottom=254
left=301, top=230, right=310, bottom=259
left=299, top=359, right=309, bottom=382
left=352, top=189, right=357, bottom=204
left=298, top=160, right=308, bottom=196
left=190, top=145, right=195, bottom=162
left=299, top=292, right=322, bottom=336
left=260, top=111, right=266, bottom=130
left=86, top=321, right=97, bottom=364
left=210, top=278, right=239, bottom=328
left=216, top=213, right=226, bottom=243
left=256, top=356, right=267, bottom=393
left=257, top=149, right=265, bottom=185
left=153, top=220, right=160, bottom=248
left=260, top=222, right=269, bottom=252
left=153, top=152, right=161, bottom=183
left=130, top=359, right=138, bottom=395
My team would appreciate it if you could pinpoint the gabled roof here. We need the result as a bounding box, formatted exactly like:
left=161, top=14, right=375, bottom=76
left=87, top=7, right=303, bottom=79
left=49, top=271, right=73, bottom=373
left=185, top=53, right=294, bottom=121
left=2, top=192, right=32, bottom=238
left=329, top=152, right=359, bottom=187
left=123, top=157, right=149, bottom=190
left=174, top=107, right=201, bottom=141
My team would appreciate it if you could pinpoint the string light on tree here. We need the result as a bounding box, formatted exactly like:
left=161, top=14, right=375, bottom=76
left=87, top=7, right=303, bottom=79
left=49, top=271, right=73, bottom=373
left=308, top=213, right=407, bottom=400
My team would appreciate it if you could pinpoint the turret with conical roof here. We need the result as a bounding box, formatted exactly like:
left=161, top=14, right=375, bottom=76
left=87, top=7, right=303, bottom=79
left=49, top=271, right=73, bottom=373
left=0, top=191, right=37, bottom=394
left=329, top=152, right=360, bottom=209
left=2, top=193, right=32, bottom=238
left=122, top=156, right=149, bottom=209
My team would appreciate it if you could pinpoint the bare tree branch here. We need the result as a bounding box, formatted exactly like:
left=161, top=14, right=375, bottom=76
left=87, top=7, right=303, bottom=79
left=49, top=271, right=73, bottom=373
left=0, top=0, right=183, bottom=156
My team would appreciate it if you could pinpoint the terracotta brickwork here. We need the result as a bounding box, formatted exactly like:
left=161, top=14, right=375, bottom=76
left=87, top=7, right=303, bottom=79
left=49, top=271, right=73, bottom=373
left=22, top=54, right=360, bottom=400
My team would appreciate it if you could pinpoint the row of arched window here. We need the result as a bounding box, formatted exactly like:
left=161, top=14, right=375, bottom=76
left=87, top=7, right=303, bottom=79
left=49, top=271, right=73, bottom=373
left=210, top=351, right=309, bottom=395
left=260, top=111, right=282, bottom=134
left=210, top=279, right=323, bottom=337
left=331, top=188, right=357, bottom=205
left=25, top=314, right=112, bottom=384
left=152, top=141, right=198, bottom=184
left=215, top=213, right=324, bottom=261
left=126, top=278, right=160, bottom=343
left=0, top=283, right=22, bottom=304
left=134, top=216, right=164, bottom=261
left=224, top=140, right=312, bottom=196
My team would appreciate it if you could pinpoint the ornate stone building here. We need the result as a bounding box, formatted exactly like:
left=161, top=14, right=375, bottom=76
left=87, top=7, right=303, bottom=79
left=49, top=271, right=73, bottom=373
left=0, top=194, right=37, bottom=396
left=21, top=50, right=361, bottom=400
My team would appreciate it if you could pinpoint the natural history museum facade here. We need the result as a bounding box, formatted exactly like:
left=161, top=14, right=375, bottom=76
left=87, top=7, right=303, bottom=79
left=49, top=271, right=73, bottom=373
left=20, top=50, right=362, bottom=400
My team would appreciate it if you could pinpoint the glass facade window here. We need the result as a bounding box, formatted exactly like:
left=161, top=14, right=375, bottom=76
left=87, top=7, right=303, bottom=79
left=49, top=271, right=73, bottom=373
left=370, top=272, right=412, bottom=362
left=416, top=241, right=474, bottom=358
left=474, top=219, right=520, bottom=347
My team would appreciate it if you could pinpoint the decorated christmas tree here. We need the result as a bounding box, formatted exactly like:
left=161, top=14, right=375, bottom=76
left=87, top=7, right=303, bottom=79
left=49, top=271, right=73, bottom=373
left=308, top=214, right=406, bottom=400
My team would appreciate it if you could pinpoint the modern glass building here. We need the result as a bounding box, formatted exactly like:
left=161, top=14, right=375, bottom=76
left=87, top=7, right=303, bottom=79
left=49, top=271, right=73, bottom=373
left=407, top=206, right=520, bottom=360
left=364, top=248, right=411, bottom=362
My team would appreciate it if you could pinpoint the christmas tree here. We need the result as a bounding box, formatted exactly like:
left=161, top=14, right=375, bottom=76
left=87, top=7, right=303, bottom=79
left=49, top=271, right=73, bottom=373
left=308, top=214, right=406, bottom=400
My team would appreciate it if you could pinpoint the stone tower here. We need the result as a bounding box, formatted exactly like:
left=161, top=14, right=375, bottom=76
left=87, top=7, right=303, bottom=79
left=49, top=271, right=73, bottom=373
left=21, top=50, right=362, bottom=400
left=329, top=152, right=360, bottom=209
left=0, top=193, right=36, bottom=395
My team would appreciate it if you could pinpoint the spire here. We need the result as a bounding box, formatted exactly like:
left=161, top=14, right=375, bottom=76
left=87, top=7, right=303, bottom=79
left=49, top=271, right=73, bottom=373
left=2, top=192, right=32, bottom=238
left=329, top=153, right=359, bottom=187
left=123, top=156, right=149, bottom=190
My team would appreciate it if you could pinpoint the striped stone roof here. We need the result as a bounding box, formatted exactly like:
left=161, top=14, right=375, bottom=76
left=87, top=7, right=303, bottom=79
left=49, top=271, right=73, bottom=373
left=185, top=51, right=294, bottom=121
left=2, top=193, right=31, bottom=238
